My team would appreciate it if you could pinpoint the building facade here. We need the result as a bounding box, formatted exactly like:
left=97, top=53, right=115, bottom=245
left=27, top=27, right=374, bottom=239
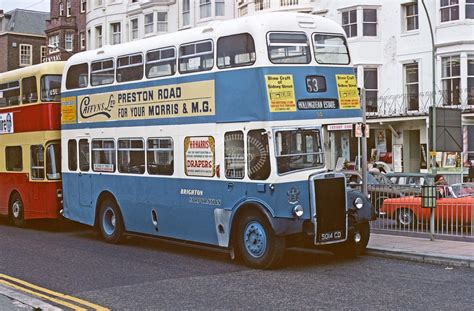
left=0, top=9, right=50, bottom=72
left=238, top=0, right=474, bottom=176
left=45, top=0, right=87, bottom=62
left=86, top=0, right=234, bottom=50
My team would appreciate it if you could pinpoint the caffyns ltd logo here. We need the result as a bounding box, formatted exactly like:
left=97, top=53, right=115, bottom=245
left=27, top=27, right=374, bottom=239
left=80, top=95, right=115, bottom=119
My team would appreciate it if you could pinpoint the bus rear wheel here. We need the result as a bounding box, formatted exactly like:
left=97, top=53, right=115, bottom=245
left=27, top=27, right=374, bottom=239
left=235, top=211, right=285, bottom=269
left=10, top=193, right=26, bottom=228
left=99, top=198, right=124, bottom=244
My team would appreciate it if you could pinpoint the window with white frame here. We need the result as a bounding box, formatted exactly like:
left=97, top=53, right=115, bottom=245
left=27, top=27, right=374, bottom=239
left=363, top=9, right=377, bottom=36
left=441, top=55, right=461, bottom=105
left=145, top=13, right=154, bottom=34
left=342, top=9, right=357, bottom=38
left=468, top=56, right=474, bottom=105
left=111, top=22, right=121, bottom=45
left=96, top=0, right=103, bottom=7
left=80, top=32, right=85, bottom=50
left=364, top=68, right=378, bottom=112
left=157, top=12, right=168, bottom=32
left=65, top=32, right=74, bottom=51
left=41, top=46, right=47, bottom=62
left=467, top=0, right=474, bottom=18
left=48, top=35, right=59, bottom=53
left=81, top=0, right=86, bottom=13
left=405, top=63, right=419, bottom=111
left=440, top=0, right=459, bottom=22
left=59, top=2, right=64, bottom=16
left=216, top=0, right=225, bottom=16
left=95, top=25, right=102, bottom=48
left=131, top=18, right=139, bottom=39
left=200, top=0, right=211, bottom=19
left=19, top=44, right=32, bottom=66
left=404, top=3, right=418, bottom=31
left=66, top=0, right=71, bottom=16
left=183, top=0, right=190, bottom=26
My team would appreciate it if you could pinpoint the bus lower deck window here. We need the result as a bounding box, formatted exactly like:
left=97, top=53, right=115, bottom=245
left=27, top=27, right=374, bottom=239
left=147, top=138, right=174, bottom=176
left=31, top=145, right=45, bottom=180
left=5, top=146, right=22, bottom=171
left=92, top=139, right=116, bottom=173
left=79, top=139, right=90, bottom=172
left=118, top=138, right=145, bottom=174
left=68, top=139, right=77, bottom=171
left=247, top=130, right=270, bottom=180
left=224, top=131, right=244, bottom=179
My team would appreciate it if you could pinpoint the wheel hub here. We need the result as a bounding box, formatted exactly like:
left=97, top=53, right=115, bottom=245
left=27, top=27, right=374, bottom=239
left=103, top=207, right=116, bottom=236
left=244, top=222, right=267, bottom=258
left=12, top=201, right=21, bottom=218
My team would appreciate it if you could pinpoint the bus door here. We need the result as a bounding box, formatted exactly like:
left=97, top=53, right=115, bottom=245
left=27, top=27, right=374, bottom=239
left=77, top=137, right=92, bottom=207
left=29, top=144, right=45, bottom=214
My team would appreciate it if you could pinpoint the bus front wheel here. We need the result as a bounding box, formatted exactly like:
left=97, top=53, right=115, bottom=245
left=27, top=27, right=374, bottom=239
left=99, top=198, right=124, bottom=244
left=10, top=193, right=26, bottom=228
left=236, top=211, right=285, bottom=269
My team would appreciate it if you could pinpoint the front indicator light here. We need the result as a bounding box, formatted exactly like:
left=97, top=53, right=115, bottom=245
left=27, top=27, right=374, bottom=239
left=354, top=197, right=364, bottom=209
left=292, top=205, right=304, bottom=218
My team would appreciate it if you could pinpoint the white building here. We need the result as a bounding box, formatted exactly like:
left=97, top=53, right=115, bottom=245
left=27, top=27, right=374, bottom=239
left=85, top=0, right=234, bottom=50
left=238, top=0, right=474, bottom=176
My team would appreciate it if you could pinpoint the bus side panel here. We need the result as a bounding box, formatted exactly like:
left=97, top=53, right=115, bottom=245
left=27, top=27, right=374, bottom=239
left=0, top=173, right=25, bottom=216
left=62, top=173, right=96, bottom=226
left=23, top=182, right=61, bottom=220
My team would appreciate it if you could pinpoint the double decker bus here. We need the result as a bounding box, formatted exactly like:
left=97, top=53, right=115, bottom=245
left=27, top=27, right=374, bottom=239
left=0, top=62, right=64, bottom=227
left=61, top=13, right=374, bottom=268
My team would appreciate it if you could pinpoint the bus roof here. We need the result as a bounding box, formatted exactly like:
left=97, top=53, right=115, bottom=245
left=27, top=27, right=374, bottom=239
left=0, top=62, right=65, bottom=84
left=64, top=12, right=346, bottom=68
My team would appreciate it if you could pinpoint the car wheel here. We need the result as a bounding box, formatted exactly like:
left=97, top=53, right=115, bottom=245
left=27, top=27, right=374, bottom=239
left=10, top=193, right=26, bottom=228
left=236, top=211, right=285, bottom=269
left=99, top=198, right=124, bottom=244
left=397, top=208, right=415, bottom=227
left=331, top=222, right=370, bottom=257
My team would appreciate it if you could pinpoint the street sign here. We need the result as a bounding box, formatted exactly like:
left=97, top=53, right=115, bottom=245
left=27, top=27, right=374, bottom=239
left=429, top=107, right=462, bottom=152
left=354, top=123, right=369, bottom=138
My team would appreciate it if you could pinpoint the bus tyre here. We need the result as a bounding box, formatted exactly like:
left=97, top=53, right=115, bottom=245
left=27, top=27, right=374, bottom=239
left=10, top=193, right=26, bottom=228
left=332, top=222, right=370, bottom=258
left=99, top=199, right=124, bottom=244
left=236, top=211, right=285, bottom=269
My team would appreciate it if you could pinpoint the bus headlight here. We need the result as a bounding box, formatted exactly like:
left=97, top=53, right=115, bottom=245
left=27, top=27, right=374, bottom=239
left=354, top=197, right=364, bottom=209
left=292, top=205, right=304, bottom=218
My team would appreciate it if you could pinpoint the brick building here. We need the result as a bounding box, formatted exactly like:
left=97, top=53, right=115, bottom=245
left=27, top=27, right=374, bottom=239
left=45, top=0, right=87, bottom=62
left=0, top=9, right=49, bottom=73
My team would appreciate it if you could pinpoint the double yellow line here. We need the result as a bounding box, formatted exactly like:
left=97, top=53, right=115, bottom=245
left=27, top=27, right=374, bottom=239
left=0, top=274, right=109, bottom=311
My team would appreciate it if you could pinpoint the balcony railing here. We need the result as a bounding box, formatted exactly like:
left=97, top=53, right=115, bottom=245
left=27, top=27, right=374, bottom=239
left=366, top=89, right=474, bottom=119
left=281, top=0, right=299, bottom=6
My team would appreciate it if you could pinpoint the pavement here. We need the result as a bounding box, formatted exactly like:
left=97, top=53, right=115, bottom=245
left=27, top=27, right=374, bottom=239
left=367, top=233, right=474, bottom=269
left=0, top=233, right=472, bottom=310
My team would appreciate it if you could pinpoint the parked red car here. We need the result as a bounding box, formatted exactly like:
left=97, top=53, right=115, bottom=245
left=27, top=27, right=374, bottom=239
left=380, top=184, right=474, bottom=227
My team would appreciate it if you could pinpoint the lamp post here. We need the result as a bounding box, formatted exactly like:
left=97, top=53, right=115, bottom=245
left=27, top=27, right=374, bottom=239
left=421, top=0, right=436, bottom=241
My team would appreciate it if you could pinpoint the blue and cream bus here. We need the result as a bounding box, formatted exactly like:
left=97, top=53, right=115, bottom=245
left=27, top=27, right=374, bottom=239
left=60, top=12, right=374, bottom=269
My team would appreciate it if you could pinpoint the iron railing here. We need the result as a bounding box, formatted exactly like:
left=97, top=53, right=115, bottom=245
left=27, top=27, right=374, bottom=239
left=349, top=183, right=474, bottom=239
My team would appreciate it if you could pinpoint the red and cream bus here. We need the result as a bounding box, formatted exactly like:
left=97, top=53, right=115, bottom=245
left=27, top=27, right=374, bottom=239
left=0, top=62, right=64, bottom=226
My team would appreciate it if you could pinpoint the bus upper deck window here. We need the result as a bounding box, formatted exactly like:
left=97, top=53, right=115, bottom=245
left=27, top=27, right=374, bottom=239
left=22, top=76, right=38, bottom=104
left=117, top=53, right=144, bottom=83
left=178, top=40, right=214, bottom=74
left=217, top=33, right=256, bottom=69
left=91, top=59, right=115, bottom=86
left=313, top=34, right=350, bottom=65
left=146, top=47, right=176, bottom=79
left=66, top=63, right=88, bottom=89
left=41, top=75, right=62, bottom=102
left=0, top=81, right=20, bottom=107
left=267, top=32, right=311, bottom=64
